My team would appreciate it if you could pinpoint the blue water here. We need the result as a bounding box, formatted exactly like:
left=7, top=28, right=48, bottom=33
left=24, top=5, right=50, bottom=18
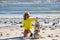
left=0, top=4, right=60, bottom=11
left=0, top=0, right=60, bottom=17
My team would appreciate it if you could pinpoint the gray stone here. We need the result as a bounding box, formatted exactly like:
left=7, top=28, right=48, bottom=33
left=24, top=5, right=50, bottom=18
left=55, top=35, right=59, bottom=37
left=0, top=32, right=3, bottom=37
left=52, top=39, right=57, bottom=40
left=50, top=28, right=55, bottom=30
left=10, top=29, right=14, bottom=31
left=48, top=35, right=53, bottom=38
left=42, top=32, right=45, bottom=33
left=42, top=28, right=46, bottom=30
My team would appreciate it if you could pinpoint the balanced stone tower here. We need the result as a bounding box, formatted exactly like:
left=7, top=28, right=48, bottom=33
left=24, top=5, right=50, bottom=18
left=34, top=17, right=40, bottom=39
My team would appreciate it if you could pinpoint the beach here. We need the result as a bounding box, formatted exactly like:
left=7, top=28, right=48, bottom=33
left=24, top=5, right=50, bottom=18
left=0, top=17, right=60, bottom=40
left=0, top=22, right=60, bottom=40
left=0, top=0, right=60, bottom=40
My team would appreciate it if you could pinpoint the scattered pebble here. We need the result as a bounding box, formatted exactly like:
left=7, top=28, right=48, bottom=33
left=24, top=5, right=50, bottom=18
left=55, top=26, right=57, bottom=28
left=21, top=32, right=24, bottom=34
left=10, top=29, right=14, bottom=31
left=48, top=35, right=51, bottom=37
left=6, top=33, right=9, bottom=37
left=0, top=32, right=3, bottom=37
left=48, top=35, right=53, bottom=38
left=40, top=36, right=45, bottom=39
left=55, top=35, right=59, bottom=37
left=51, top=34, right=53, bottom=35
left=19, top=22, right=22, bottom=24
left=34, top=30, right=39, bottom=33
left=40, top=27, right=42, bottom=28
left=49, top=27, right=52, bottom=28
left=45, top=26, right=47, bottom=28
left=42, top=28, right=46, bottom=30
left=50, top=28, right=55, bottom=30
left=42, top=32, right=45, bottom=33
left=52, top=39, right=57, bottom=40
left=6, top=33, right=9, bottom=35
left=16, top=28, right=18, bottom=29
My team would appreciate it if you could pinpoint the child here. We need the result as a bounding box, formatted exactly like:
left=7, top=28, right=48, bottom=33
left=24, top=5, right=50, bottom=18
left=22, top=12, right=36, bottom=37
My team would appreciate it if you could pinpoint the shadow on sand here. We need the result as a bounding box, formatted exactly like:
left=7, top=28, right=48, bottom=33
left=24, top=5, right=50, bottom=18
left=0, top=37, right=38, bottom=40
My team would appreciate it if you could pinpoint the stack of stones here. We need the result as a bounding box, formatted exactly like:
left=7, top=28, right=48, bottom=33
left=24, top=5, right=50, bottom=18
left=34, top=17, right=40, bottom=39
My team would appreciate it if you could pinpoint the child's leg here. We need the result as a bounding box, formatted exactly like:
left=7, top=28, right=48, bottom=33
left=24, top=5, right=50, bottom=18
left=24, top=30, right=28, bottom=37
left=28, top=29, right=33, bottom=37
left=28, top=29, right=31, bottom=33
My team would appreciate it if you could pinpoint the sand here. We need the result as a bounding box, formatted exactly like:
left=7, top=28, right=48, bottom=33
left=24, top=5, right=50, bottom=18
left=0, top=25, right=60, bottom=40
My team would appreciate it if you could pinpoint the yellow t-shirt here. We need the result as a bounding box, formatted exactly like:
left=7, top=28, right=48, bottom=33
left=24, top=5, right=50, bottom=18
left=22, top=18, right=35, bottom=30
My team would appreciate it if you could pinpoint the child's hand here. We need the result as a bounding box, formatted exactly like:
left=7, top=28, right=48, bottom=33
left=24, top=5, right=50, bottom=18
left=20, top=25, right=23, bottom=28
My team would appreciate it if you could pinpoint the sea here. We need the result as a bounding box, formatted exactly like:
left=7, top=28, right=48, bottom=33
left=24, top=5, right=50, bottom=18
left=0, top=0, right=60, bottom=17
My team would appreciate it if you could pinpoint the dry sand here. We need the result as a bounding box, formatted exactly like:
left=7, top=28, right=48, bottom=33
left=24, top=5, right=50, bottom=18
left=0, top=25, right=60, bottom=40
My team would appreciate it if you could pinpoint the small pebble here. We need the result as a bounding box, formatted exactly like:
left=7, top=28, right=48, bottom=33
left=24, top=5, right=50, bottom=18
left=10, top=29, right=14, bottom=31
left=0, top=32, right=3, bottom=37
left=6, top=33, right=9, bottom=35
left=16, top=28, right=18, bottom=29
left=50, top=28, right=55, bottom=30
left=19, top=22, right=22, bottom=24
left=48, top=35, right=53, bottom=38
left=42, top=28, right=46, bottom=30
left=6, top=33, right=9, bottom=37
left=42, top=32, right=45, bottom=33
left=52, top=39, right=57, bottom=40
left=40, top=27, right=42, bottom=28
left=55, top=35, right=59, bottom=37
left=51, top=34, right=53, bottom=35
left=49, top=27, right=51, bottom=28
left=55, top=26, right=57, bottom=27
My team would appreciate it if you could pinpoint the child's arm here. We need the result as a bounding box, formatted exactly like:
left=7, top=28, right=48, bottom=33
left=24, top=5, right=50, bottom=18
left=31, top=18, right=36, bottom=22
left=31, top=17, right=39, bottom=22
left=20, top=21, right=24, bottom=28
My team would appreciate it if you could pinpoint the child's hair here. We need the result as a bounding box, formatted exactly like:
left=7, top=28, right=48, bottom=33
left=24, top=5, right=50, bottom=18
left=24, top=12, right=30, bottom=20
